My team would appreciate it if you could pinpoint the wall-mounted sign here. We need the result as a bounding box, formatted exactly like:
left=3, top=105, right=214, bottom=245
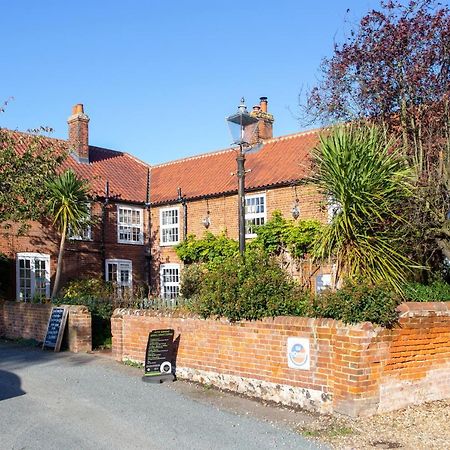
left=43, top=306, right=69, bottom=352
left=287, top=337, right=310, bottom=370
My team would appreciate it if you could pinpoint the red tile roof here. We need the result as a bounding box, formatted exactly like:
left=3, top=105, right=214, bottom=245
left=2, top=130, right=150, bottom=204
left=150, top=130, right=319, bottom=204
left=2, top=127, right=320, bottom=206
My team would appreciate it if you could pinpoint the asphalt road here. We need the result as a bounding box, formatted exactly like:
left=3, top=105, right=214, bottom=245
left=0, top=341, right=327, bottom=450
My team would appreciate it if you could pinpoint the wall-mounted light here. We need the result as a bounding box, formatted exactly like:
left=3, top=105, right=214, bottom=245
left=291, top=203, right=300, bottom=220
left=291, top=184, right=300, bottom=220
left=202, top=199, right=211, bottom=228
left=202, top=216, right=211, bottom=228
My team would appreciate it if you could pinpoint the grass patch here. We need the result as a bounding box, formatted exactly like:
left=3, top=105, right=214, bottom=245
left=298, top=423, right=354, bottom=439
left=122, top=359, right=144, bottom=369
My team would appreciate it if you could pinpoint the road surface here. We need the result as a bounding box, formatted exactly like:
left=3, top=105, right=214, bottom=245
left=0, top=341, right=327, bottom=450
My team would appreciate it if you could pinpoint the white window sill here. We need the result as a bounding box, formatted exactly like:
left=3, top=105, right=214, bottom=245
left=117, top=239, right=144, bottom=245
left=160, top=241, right=180, bottom=247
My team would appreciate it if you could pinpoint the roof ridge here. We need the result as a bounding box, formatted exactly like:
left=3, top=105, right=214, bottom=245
left=262, top=127, right=323, bottom=144
left=123, top=152, right=152, bottom=169
left=152, top=146, right=235, bottom=168
left=152, top=127, right=324, bottom=168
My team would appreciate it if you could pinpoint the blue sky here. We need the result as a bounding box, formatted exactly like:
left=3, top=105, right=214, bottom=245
left=2, top=0, right=384, bottom=164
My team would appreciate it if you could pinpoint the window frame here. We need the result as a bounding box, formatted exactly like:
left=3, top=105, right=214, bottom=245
left=117, top=204, right=144, bottom=245
left=105, top=258, right=133, bottom=291
left=16, top=252, right=50, bottom=301
left=315, top=273, right=332, bottom=293
left=327, top=196, right=342, bottom=223
left=159, top=206, right=180, bottom=246
left=68, top=203, right=92, bottom=241
left=244, top=193, right=267, bottom=238
left=160, top=263, right=180, bottom=299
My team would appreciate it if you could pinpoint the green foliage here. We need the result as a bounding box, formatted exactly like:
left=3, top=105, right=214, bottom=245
left=189, top=249, right=310, bottom=322
left=403, top=280, right=450, bottom=302
left=176, top=232, right=238, bottom=264
left=312, top=125, right=415, bottom=293
left=252, top=210, right=322, bottom=259
left=122, top=359, right=144, bottom=369
left=0, top=129, right=66, bottom=229
left=46, top=169, right=91, bottom=234
left=54, top=278, right=115, bottom=349
left=180, top=262, right=206, bottom=299
left=311, top=282, right=400, bottom=328
left=61, top=277, right=113, bottom=304
left=46, top=169, right=91, bottom=298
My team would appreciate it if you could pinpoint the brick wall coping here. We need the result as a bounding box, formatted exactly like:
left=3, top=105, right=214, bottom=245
left=113, top=301, right=449, bottom=327
left=112, top=307, right=378, bottom=331
left=397, top=301, right=450, bottom=317
left=3, top=300, right=89, bottom=314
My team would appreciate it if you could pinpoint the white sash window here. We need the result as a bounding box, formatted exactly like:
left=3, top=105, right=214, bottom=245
left=16, top=253, right=50, bottom=301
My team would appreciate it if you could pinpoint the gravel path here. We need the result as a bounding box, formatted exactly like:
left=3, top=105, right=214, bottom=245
left=169, top=378, right=450, bottom=449
left=298, top=400, right=450, bottom=449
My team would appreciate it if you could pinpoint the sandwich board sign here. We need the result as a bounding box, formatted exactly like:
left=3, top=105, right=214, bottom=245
left=142, top=329, right=175, bottom=383
left=43, top=306, right=69, bottom=352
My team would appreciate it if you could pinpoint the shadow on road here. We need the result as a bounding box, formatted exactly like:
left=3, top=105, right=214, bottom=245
left=0, top=340, right=95, bottom=371
left=0, top=369, right=25, bottom=401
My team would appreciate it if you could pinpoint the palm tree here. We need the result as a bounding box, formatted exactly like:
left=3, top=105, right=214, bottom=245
left=46, top=169, right=91, bottom=298
left=312, top=125, right=415, bottom=292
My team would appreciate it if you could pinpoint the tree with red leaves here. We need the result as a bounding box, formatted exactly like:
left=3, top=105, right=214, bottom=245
left=305, top=0, right=450, bottom=277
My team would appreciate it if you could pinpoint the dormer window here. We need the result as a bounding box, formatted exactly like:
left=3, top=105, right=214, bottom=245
left=117, top=205, right=143, bottom=244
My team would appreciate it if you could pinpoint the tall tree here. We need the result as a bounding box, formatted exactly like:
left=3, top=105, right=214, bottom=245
left=303, top=0, right=450, bottom=274
left=312, top=125, right=414, bottom=292
left=46, top=169, right=91, bottom=298
left=0, top=128, right=66, bottom=231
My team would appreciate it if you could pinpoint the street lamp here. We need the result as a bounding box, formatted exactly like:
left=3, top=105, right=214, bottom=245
left=226, top=98, right=259, bottom=254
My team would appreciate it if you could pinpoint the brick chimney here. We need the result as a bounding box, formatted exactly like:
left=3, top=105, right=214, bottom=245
left=67, top=104, right=90, bottom=163
left=250, top=96, right=274, bottom=141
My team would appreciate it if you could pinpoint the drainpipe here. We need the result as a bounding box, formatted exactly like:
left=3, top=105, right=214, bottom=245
left=101, top=180, right=110, bottom=279
left=177, top=187, right=188, bottom=241
left=145, top=168, right=152, bottom=294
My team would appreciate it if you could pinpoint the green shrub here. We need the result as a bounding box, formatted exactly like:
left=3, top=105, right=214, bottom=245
left=311, top=282, right=399, bottom=327
left=53, top=278, right=116, bottom=349
left=252, top=210, right=323, bottom=259
left=403, top=280, right=450, bottom=302
left=180, top=262, right=206, bottom=299
left=176, top=232, right=239, bottom=264
left=190, top=249, right=310, bottom=322
left=61, top=277, right=113, bottom=302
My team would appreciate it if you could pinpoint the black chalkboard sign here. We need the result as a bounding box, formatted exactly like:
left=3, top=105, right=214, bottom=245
left=143, top=329, right=174, bottom=382
left=43, top=306, right=68, bottom=352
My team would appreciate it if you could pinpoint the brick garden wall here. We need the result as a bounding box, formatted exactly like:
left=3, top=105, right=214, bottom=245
left=112, top=302, right=450, bottom=417
left=0, top=301, right=92, bottom=352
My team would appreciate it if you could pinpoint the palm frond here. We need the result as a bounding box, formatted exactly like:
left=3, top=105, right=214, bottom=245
left=312, top=124, right=416, bottom=292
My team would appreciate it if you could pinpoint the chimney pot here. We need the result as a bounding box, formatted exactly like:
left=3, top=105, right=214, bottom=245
left=252, top=105, right=261, bottom=111
left=72, top=103, right=84, bottom=115
left=260, top=97, right=268, bottom=112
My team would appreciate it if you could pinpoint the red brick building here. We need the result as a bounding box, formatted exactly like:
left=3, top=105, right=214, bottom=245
left=1, top=99, right=332, bottom=301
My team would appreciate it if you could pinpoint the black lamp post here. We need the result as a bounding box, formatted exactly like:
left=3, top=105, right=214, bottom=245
left=226, top=98, right=259, bottom=255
